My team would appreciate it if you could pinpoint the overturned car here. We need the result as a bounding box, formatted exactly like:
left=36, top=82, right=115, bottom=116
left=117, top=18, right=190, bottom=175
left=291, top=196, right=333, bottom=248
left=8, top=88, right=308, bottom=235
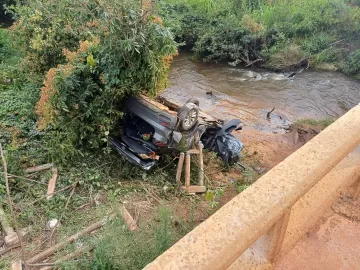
left=109, top=95, right=243, bottom=170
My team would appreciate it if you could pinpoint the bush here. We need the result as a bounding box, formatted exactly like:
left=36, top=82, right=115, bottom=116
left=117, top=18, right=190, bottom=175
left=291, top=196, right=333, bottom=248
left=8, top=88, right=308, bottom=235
left=160, top=0, right=360, bottom=70
left=343, top=49, right=360, bottom=75
left=13, top=0, right=177, bottom=162
left=264, top=43, right=305, bottom=70
left=194, top=20, right=265, bottom=65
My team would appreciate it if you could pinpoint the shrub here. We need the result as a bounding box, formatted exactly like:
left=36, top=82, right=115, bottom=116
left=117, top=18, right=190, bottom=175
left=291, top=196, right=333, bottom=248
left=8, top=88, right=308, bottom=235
left=264, top=43, right=305, bottom=70
left=161, top=0, right=360, bottom=70
left=343, top=49, right=360, bottom=75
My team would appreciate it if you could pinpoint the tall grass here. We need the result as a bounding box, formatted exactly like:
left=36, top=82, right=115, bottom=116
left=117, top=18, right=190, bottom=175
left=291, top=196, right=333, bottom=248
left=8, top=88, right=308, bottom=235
left=59, top=207, right=193, bottom=270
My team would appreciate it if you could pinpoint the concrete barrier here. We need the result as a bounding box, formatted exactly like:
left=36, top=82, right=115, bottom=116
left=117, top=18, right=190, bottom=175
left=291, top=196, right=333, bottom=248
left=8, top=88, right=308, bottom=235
left=144, top=104, right=360, bottom=270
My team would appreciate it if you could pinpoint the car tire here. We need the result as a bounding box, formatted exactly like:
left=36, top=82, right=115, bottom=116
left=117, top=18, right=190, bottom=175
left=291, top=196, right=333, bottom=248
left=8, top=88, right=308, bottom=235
left=178, top=103, right=199, bottom=131
left=186, top=98, right=200, bottom=107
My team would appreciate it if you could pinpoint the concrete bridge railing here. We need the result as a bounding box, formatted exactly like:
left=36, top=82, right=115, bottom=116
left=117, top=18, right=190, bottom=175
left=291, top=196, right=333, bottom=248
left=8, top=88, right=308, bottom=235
left=144, top=104, right=360, bottom=270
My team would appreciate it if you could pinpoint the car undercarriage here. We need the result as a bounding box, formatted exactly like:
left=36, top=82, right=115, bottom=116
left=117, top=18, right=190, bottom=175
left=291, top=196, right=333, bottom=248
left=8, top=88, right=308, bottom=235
left=109, top=95, right=244, bottom=170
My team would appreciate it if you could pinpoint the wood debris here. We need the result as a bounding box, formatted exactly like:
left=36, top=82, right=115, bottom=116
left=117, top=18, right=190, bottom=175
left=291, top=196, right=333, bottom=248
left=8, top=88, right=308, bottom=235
left=46, top=168, right=58, bottom=200
left=25, top=163, right=53, bottom=174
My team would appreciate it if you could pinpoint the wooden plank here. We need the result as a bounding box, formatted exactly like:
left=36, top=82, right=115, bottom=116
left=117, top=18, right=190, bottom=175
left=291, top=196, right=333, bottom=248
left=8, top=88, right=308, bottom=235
left=180, top=186, right=206, bottom=193
left=176, top=153, right=185, bottom=185
left=25, top=164, right=53, bottom=174
left=121, top=205, right=138, bottom=231
left=198, top=143, right=204, bottom=186
left=46, top=168, right=58, bottom=200
left=185, top=152, right=191, bottom=187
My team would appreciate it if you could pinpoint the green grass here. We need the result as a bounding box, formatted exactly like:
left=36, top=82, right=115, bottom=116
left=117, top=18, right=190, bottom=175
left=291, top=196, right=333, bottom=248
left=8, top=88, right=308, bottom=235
left=58, top=206, right=193, bottom=270
left=293, top=118, right=334, bottom=129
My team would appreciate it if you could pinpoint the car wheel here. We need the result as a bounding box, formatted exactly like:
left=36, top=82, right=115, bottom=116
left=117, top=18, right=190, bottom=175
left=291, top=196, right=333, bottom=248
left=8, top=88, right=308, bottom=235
left=186, top=98, right=200, bottom=107
left=178, top=103, right=199, bottom=131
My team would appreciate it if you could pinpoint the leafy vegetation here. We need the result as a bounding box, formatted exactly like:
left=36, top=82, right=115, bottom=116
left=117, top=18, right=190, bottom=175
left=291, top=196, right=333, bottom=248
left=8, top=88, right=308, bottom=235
left=159, top=0, right=360, bottom=75
left=10, top=0, right=177, bottom=162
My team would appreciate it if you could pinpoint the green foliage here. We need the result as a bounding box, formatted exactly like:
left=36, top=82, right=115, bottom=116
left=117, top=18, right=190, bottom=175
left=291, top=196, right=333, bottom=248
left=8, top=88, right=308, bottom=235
left=85, top=207, right=189, bottom=270
left=293, top=118, right=334, bottom=129
left=237, top=184, right=249, bottom=193
left=204, top=188, right=224, bottom=208
left=344, top=49, right=360, bottom=76
left=264, top=43, right=305, bottom=71
left=160, top=0, right=360, bottom=71
left=12, top=0, right=177, bottom=163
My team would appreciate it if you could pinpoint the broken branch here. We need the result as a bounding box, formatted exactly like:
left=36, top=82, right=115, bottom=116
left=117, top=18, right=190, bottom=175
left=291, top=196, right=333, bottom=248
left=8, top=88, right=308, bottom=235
left=28, top=213, right=116, bottom=264
left=267, top=107, right=275, bottom=119
left=25, top=164, right=53, bottom=174
left=245, top=58, right=263, bottom=67
left=0, top=143, right=28, bottom=269
left=121, top=205, right=138, bottom=231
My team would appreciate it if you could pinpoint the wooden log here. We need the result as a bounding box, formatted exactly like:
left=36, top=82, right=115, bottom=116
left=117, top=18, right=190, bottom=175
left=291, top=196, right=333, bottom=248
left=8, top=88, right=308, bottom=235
left=38, top=246, right=94, bottom=270
left=198, top=143, right=204, bottom=186
left=27, top=213, right=116, bottom=264
left=180, top=186, right=206, bottom=193
left=46, top=168, right=58, bottom=200
left=176, top=153, right=185, bottom=185
left=185, top=152, right=191, bottom=188
left=25, top=164, right=53, bottom=174
left=121, top=206, right=138, bottom=231
left=188, top=149, right=200, bottom=155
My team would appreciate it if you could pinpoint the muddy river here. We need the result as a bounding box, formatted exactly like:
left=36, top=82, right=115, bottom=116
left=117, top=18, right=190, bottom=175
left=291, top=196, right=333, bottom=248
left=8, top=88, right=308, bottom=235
left=162, top=53, right=360, bottom=134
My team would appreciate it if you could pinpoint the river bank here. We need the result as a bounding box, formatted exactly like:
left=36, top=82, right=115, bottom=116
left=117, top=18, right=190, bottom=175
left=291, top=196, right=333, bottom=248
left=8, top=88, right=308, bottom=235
left=159, top=0, right=360, bottom=78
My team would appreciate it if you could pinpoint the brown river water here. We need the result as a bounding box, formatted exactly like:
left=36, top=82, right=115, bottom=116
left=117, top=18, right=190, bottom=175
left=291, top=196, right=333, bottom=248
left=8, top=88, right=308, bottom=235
left=162, top=53, right=360, bottom=134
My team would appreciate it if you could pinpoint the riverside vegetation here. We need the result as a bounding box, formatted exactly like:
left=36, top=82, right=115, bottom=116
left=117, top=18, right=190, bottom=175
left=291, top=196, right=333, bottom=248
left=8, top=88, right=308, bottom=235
left=160, top=0, right=360, bottom=77
left=0, top=0, right=359, bottom=268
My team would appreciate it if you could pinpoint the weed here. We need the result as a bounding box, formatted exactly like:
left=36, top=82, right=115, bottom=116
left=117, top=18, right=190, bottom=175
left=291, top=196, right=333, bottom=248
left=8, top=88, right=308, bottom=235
left=293, top=118, right=334, bottom=130
left=237, top=184, right=249, bottom=193
left=60, top=206, right=193, bottom=270
left=204, top=188, right=224, bottom=209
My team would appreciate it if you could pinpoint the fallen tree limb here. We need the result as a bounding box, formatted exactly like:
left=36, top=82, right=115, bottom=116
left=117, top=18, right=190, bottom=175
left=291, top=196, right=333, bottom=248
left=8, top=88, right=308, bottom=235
left=28, top=213, right=116, bottom=264
left=245, top=58, right=263, bottom=67
left=25, top=164, right=53, bottom=174
left=37, top=245, right=95, bottom=270
left=0, top=172, right=47, bottom=185
left=121, top=205, right=138, bottom=231
left=46, top=168, right=58, bottom=200
left=26, top=182, right=77, bottom=207
left=0, top=143, right=28, bottom=269
left=0, top=244, right=21, bottom=256
left=267, top=107, right=275, bottom=119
